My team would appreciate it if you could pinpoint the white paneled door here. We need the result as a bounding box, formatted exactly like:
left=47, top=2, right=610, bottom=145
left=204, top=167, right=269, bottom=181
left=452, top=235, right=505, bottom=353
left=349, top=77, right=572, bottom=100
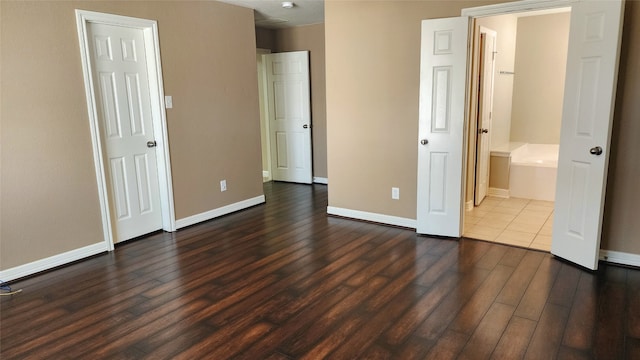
left=88, top=22, right=163, bottom=243
left=416, top=17, right=469, bottom=237
left=264, top=51, right=313, bottom=184
left=552, top=0, right=625, bottom=270
left=475, top=28, right=496, bottom=206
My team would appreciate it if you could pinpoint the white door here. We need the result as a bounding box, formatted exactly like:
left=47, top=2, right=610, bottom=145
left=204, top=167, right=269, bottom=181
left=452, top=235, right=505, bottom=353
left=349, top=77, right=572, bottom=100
left=417, top=17, right=469, bottom=237
left=475, top=28, right=496, bottom=206
left=88, top=22, right=163, bottom=243
left=264, top=51, right=313, bottom=184
left=552, top=0, right=625, bottom=270
left=257, top=50, right=272, bottom=182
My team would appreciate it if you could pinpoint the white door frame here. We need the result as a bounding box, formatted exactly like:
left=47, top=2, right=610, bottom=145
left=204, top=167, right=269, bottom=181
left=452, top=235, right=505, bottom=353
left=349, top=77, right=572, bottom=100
left=76, top=10, right=176, bottom=251
left=257, top=48, right=273, bottom=181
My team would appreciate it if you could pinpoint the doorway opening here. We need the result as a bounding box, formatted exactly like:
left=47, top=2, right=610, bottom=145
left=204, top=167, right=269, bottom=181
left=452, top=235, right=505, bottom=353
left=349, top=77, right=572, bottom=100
left=463, top=8, right=571, bottom=251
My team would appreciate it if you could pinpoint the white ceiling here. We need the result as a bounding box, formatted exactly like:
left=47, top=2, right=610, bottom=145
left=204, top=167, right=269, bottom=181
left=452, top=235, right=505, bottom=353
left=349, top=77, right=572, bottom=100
left=217, top=0, right=324, bottom=29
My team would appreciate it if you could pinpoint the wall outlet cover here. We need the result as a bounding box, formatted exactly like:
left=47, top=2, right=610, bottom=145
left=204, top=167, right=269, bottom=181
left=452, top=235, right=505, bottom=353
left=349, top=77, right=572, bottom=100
left=392, top=187, right=400, bottom=200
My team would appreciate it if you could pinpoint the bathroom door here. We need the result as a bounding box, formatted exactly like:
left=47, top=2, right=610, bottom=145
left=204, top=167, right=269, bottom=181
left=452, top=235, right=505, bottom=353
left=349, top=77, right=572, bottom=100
left=551, top=0, right=625, bottom=270
left=264, top=51, right=313, bottom=184
left=475, top=28, right=496, bottom=206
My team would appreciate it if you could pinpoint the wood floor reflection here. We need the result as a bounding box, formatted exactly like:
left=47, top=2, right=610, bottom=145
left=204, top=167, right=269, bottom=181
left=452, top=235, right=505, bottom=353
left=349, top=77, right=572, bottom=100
left=1, top=182, right=639, bottom=359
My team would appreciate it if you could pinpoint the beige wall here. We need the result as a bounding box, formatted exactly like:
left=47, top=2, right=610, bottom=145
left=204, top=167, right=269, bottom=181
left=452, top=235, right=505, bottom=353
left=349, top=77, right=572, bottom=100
left=326, top=1, right=640, bottom=255
left=510, top=12, right=570, bottom=144
left=601, top=0, right=640, bottom=253
left=1, top=1, right=263, bottom=270
left=489, top=156, right=510, bottom=190
left=256, top=27, right=276, bottom=50
left=274, top=24, right=327, bottom=178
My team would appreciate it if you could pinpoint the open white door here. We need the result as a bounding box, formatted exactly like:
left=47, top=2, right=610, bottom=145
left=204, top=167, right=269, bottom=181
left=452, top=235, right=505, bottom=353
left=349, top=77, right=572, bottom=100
left=552, top=0, right=625, bottom=270
left=417, top=17, right=469, bottom=237
left=475, top=28, right=496, bottom=206
left=88, top=22, right=164, bottom=243
left=264, top=51, right=313, bottom=184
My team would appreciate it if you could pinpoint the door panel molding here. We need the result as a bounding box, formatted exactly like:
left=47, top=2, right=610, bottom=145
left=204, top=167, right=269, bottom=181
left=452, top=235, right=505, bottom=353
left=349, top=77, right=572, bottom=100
left=76, top=10, right=176, bottom=251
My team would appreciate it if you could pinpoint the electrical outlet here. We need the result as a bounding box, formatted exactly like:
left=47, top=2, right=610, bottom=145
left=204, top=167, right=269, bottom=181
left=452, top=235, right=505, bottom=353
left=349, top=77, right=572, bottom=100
left=220, top=180, right=227, bottom=192
left=392, top=187, right=400, bottom=200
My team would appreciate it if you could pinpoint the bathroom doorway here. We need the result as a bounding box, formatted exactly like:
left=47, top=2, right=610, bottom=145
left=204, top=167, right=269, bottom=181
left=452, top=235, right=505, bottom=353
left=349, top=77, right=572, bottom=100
left=463, top=8, right=571, bottom=251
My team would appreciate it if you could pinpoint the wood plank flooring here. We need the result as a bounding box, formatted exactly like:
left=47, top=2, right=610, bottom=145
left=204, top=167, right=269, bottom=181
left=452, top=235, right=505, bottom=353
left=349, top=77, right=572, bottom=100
left=1, top=182, right=640, bottom=359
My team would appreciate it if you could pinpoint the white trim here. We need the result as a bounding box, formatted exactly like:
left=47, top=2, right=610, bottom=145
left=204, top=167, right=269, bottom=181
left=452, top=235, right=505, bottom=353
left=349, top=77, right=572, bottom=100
left=75, top=10, right=176, bottom=251
left=327, top=206, right=416, bottom=229
left=465, top=200, right=474, bottom=211
left=257, top=49, right=273, bottom=183
left=488, top=187, right=510, bottom=198
left=599, top=250, right=640, bottom=268
left=0, top=243, right=106, bottom=282
left=461, top=0, right=575, bottom=17
left=175, top=195, right=266, bottom=229
left=313, top=177, right=328, bottom=185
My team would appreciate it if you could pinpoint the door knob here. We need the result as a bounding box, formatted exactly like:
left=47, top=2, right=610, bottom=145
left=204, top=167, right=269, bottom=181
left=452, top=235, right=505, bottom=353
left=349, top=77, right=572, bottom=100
left=590, top=146, right=603, bottom=155
left=303, top=124, right=309, bottom=129
left=479, top=128, right=489, bottom=134
left=147, top=140, right=157, bottom=148
left=420, top=139, right=429, bottom=145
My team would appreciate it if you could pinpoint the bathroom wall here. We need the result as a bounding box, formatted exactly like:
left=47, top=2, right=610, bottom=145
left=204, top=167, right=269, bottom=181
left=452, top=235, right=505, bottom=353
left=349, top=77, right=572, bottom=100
left=510, top=12, right=570, bottom=144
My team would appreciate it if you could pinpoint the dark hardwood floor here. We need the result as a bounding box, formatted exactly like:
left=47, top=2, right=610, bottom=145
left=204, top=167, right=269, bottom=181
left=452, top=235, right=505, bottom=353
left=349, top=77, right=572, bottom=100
left=2, top=182, right=640, bottom=359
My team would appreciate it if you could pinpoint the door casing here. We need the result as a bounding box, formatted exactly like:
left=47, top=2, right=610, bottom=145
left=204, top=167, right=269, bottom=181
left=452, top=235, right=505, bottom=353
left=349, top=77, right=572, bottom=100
left=257, top=48, right=273, bottom=182
left=76, top=10, right=176, bottom=251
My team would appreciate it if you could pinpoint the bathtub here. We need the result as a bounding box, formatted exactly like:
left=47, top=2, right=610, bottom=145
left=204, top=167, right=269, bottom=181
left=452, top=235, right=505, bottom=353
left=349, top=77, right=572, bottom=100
left=508, top=143, right=559, bottom=201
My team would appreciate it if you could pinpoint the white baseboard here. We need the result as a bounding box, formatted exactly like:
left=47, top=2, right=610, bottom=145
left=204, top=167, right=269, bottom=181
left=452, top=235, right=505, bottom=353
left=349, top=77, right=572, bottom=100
left=327, top=206, right=416, bottom=229
left=0, top=242, right=106, bottom=282
left=175, top=195, right=266, bottom=229
left=465, top=200, right=474, bottom=211
left=488, top=188, right=510, bottom=198
left=262, top=171, right=270, bottom=178
left=599, top=249, right=640, bottom=268
left=313, top=177, right=328, bottom=184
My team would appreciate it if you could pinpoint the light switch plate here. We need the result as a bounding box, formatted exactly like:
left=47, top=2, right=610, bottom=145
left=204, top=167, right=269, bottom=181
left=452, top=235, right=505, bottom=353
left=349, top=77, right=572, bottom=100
left=165, top=96, right=173, bottom=109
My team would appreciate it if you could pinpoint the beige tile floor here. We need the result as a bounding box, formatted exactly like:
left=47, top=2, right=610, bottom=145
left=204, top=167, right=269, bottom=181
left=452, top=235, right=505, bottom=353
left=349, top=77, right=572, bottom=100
left=464, top=196, right=554, bottom=251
